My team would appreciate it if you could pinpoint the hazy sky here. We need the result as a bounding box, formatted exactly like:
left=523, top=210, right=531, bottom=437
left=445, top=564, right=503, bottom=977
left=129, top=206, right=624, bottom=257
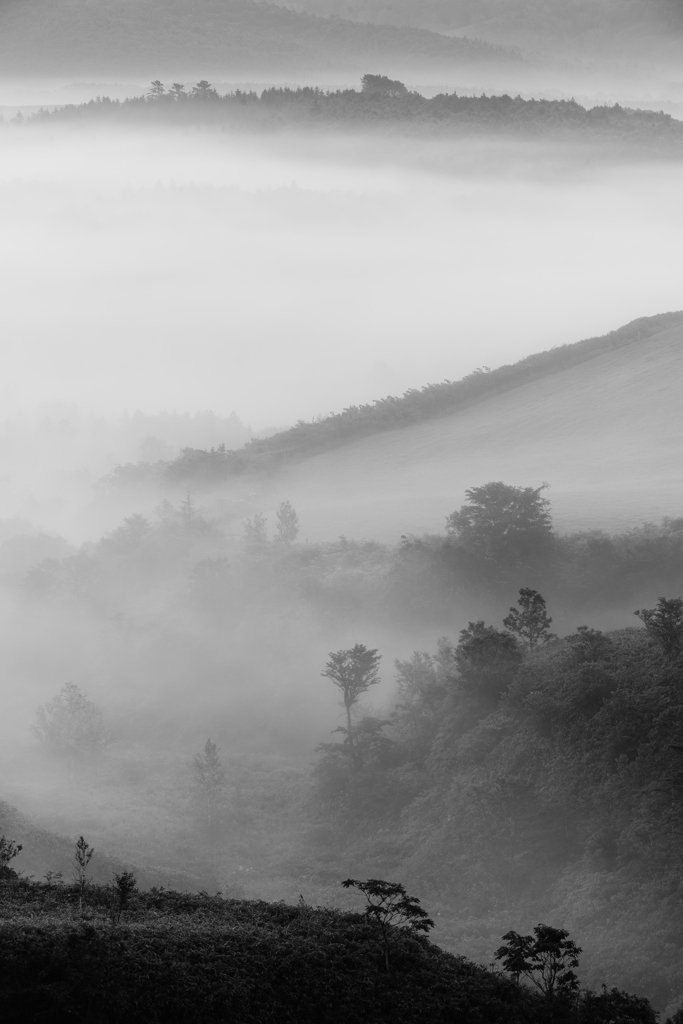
left=1, top=122, right=681, bottom=430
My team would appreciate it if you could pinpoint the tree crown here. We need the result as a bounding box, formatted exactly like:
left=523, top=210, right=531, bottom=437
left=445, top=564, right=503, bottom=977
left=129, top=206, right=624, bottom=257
left=446, top=481, right=552, bottom=561
left=495, top=923, right=581, bottom=997
left=322, top=645, right=381, bottom=711
left=635, top=596, right=683, bottom=656
left=503, top=588, right=554, bottom=651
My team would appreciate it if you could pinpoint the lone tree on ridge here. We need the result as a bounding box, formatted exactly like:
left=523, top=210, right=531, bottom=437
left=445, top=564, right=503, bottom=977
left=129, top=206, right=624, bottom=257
left=342, top=878, right=434, bottom=970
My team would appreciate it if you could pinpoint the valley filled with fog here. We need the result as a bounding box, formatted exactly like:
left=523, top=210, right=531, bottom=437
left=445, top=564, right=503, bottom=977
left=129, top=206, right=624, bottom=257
left=1, top=11, right=683, bottom=1017
left=1, top=113, right=682, bottom=542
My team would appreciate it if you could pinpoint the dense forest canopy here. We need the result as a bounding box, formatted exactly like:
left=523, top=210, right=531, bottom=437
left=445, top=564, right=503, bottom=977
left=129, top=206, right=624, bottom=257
left=32, top=81, right=683, bottom=151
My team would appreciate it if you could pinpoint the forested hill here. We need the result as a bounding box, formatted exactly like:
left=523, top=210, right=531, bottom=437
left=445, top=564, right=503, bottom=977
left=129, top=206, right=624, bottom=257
left=101, top=311, right=683, bottom=493
left=0, top=0, right=514, bottom=76
left=0, top=874, right=667, bottom=1022
left=39, top=83, right=683, bottom=151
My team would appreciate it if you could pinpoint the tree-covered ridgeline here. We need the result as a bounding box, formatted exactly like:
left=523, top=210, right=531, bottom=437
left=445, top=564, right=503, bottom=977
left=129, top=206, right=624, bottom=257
left=97, top=311, right=683, bottom=491
left=28, top=76, right=683, bottom=150
left=29, top=483, right=683, bottom=630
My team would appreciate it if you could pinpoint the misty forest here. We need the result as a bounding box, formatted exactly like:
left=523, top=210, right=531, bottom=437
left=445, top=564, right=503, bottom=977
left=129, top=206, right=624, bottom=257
left=1, top=0, right=683, bottom=1021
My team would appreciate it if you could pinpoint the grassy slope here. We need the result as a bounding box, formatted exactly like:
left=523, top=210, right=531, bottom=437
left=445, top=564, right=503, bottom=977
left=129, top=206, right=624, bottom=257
left=0, top=880, right=536, bottom=1024
left=0, top=799, right=205, bottom=892
left=0, top=0, right=515, bottom=76
left=261, top=318, right=683, bottom=540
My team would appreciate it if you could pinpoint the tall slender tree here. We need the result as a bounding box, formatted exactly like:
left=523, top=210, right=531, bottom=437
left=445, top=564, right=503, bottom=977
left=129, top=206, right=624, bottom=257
left=322, top=645, right=381, bottom=759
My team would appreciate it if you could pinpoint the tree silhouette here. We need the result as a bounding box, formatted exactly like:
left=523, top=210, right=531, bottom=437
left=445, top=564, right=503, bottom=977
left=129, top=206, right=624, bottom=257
left=275, top=501, right=300, bottom=544
left=178, top=491, right=204, bottom=533
left=446, top=481, right=552, bottom=566
left=33, top=683, right=107, bottom=775
left=360, top=74, right=407, bottom=97
left=635, top=597, right=683, bottom=657
left=0, top=836, right=22, bottom=879
left=503, top=588, right=554, bottom=651
left=192, top=80, right=215, bottom=99
left=495, top=924, right=581, bottom=999
left=342, top=878, right=434, bottom=970
left=73, top=836, right=94, bottom=911
left=322, top=645, right=381, bottom=760
left=455, top=620, right=522, bottom=701
left=243, top=513, right=267, bottom=546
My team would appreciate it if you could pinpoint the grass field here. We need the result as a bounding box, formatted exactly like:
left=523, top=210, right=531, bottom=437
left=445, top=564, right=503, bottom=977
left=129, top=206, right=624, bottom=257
left=260, top=320, right=683, bottom=540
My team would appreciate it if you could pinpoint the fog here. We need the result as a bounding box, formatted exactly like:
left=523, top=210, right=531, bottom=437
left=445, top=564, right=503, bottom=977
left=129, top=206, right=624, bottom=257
left=0, top=120, right=681, bottom=432
left=1, top=69, right=682, bottom=1014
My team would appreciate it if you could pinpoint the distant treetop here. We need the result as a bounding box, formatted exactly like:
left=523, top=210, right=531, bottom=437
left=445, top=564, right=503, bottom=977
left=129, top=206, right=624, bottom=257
left=360, top=74, right=408, bottom=97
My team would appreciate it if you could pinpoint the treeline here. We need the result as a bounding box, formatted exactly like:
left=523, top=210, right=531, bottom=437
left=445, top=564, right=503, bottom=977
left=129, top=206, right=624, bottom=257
left=21, top=485, right=683, bottom=627
left=29, top=78, right=683, bottom=148
left=98, top=311, right=683, bottom=492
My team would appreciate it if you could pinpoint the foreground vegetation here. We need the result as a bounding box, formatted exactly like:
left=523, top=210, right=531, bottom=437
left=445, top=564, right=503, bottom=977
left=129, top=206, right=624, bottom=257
left=3, top=485, right=683, bottom=1013
left=0, top=871, right=670, bottom=1023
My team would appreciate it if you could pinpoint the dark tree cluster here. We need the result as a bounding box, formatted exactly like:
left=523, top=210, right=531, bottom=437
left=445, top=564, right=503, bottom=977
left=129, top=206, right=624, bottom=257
left=314, top=580, right=683, bottom=1007
left=32, top=80, right=683, bottom=152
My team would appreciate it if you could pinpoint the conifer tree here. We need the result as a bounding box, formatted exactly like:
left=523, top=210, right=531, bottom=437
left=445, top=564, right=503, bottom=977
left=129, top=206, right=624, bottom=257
left=275, top=501, right=300, bottom=544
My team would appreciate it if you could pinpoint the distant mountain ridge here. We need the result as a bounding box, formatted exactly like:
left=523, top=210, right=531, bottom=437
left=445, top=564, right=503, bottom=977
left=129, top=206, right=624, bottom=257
left=0, top=0, right=517, bottom=75
left=271, top=0, right=683, bottom=59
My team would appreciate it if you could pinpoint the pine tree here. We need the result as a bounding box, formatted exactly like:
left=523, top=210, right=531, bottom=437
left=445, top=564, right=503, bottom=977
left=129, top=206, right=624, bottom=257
left=275, top=501, right=299, bottom=544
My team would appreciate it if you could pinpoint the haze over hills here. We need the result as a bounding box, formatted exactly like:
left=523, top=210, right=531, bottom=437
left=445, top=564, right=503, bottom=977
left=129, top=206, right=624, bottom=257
left=228, top=312, right=683, bottom=540
left=272, top=0, right=683, bottom=63
left=0, top=0, right=516, bottom=77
